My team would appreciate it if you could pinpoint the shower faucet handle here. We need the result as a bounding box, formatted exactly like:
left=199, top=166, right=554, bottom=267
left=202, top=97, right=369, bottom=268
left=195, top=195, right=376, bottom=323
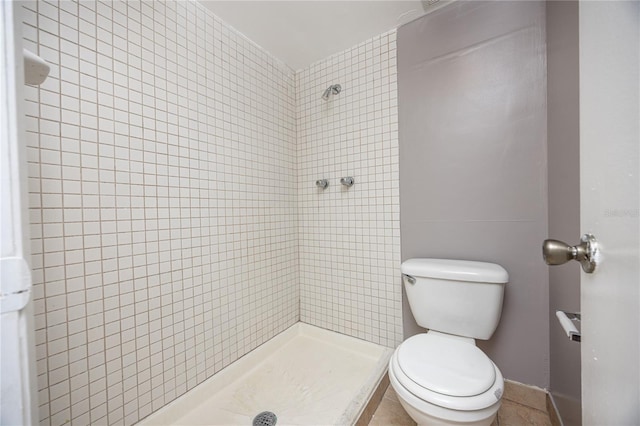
left=340, top=177, right=354, bottom=187
left=315, top=179, right=329, bottom=190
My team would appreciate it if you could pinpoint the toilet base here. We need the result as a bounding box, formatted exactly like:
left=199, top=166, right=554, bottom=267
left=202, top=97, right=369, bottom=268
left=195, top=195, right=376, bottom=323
left=389, top=367, right=500, bottom=426
left=397, top=396, right=498, bottom=426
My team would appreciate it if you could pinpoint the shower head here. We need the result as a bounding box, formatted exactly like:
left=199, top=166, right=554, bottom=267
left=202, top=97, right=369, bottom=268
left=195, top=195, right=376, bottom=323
left=321, top=84, right=342, bottom=100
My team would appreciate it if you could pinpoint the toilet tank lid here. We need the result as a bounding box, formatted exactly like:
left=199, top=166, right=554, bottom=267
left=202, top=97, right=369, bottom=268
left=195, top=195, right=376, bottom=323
left=401, top=258, right=508, bottom=283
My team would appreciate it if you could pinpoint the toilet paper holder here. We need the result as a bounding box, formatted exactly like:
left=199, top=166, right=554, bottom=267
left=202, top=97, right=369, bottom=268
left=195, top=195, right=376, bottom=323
left=556, top=310, right=581, bottom=342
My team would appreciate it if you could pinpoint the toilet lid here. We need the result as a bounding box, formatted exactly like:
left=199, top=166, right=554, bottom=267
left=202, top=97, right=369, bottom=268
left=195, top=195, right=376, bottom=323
left=397, top=334, right=496, bottom=397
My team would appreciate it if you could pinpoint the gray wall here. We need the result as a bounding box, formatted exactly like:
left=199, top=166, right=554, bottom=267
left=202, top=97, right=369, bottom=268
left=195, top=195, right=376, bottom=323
left=397, top=1, right=550, bottom=388
left=546, top=2, right=582, bottom=424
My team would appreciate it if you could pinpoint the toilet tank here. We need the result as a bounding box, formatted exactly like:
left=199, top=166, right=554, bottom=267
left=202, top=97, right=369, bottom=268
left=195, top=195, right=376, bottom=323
left=402, top=258, right=508, bottom=340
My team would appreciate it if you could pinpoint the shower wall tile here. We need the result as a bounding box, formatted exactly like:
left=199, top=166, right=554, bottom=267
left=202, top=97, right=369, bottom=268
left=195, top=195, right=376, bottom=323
left=22, top=1, right=298, bottom=425
left=296, top=32, right=402, bottom=348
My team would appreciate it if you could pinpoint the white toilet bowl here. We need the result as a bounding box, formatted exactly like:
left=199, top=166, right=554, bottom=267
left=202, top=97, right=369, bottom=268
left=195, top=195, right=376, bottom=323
left=394, top=259, right=509, bottom=425
left=388, top=331, right=503, bottom=426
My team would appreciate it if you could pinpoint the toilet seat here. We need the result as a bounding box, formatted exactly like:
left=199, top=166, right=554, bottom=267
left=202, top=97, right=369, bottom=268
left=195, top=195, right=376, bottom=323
left=397, top=333, right=496, bottom=397
left=390, top=333, right=503, bottom=412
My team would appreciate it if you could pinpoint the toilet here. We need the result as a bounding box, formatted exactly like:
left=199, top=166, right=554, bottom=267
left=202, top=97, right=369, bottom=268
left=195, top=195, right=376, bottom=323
left=389, top=258, right=509, bottom=426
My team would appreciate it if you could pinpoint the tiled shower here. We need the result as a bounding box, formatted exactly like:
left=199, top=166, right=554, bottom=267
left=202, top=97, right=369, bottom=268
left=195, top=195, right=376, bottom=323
left=297, top=32, right=401, bottom=348
left=21, top=1, right=400, bottom=424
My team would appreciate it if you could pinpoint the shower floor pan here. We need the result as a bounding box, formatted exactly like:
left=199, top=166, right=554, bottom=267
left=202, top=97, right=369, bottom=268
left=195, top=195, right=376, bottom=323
left=137, top=323, right=392, bottom=425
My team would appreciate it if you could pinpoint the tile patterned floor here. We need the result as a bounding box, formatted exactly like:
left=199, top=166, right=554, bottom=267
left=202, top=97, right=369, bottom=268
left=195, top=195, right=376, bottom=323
left=368, top=386, right=553, bottom=426
left=368, top=386, right=415, bottom=426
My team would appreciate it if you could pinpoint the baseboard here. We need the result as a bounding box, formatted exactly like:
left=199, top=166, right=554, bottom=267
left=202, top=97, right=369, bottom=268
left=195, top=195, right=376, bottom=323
left=355, top=372, right=390, bottom=426
left=549, top=391, right=582, bottom=426
left=546, top=392, right=564, bottom=426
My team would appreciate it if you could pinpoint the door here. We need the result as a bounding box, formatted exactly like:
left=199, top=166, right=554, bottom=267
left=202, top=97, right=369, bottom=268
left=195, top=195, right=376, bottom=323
left=579, top=2, right=639, bottom=424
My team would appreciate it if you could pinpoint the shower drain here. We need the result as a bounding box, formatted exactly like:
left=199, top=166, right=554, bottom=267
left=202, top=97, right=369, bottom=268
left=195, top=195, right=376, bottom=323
left=253, top=411, right=277, bottom=426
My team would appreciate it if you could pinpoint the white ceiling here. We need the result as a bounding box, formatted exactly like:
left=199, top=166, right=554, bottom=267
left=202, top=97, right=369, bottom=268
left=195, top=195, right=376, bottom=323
left=200, top=1, right=436, bottom=71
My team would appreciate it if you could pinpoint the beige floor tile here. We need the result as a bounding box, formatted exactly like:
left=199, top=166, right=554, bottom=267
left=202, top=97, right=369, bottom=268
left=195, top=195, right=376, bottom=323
left=369, top=389, right=416, bottom=426
left=498, top=400, right=553, bottom=426
left=383, top=386, right=401, bottom=404
left=370, top=387, right=553, bottom=426
left=503, top=381, right=548, bottom=412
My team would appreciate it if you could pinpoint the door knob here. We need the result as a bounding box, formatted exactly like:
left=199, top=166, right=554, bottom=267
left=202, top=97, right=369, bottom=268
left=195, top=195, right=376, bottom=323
left=542, top=233, right=598, bottom=273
